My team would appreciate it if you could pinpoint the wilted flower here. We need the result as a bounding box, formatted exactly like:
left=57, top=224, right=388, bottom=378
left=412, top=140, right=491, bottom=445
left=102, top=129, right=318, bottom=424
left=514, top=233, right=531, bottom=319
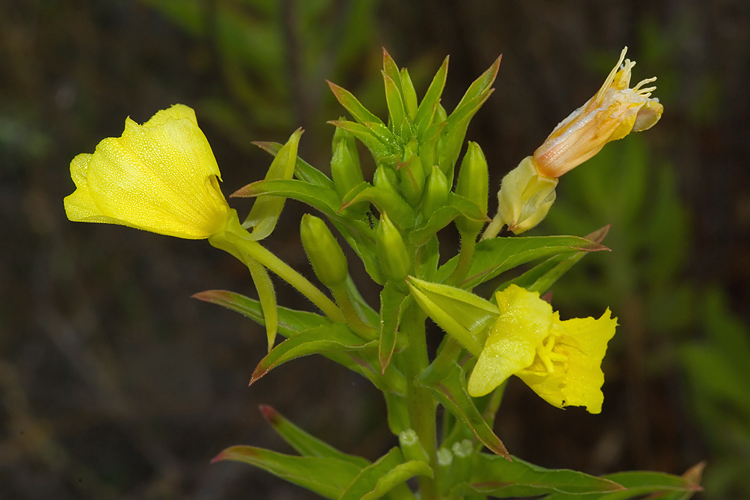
left=485, top=47, right=663, bottom=236
left=532, top=46, right=663, bottom=177
left=467, top=285, right=617, bottom=414
left=64, top=104, right=230, bottom=239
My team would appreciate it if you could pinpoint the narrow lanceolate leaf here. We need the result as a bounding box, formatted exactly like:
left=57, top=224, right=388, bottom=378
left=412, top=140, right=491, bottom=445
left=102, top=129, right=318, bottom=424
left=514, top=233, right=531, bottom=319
left=384, top=72, right=407, bottom=133
left=400, top=67, right=419, bottom=120
left=259, top=405, right=370, bottom=468
left=327, top=80, right=385, bottom=127
left=340, top=184, right=416, bottom=230
left=436, top=235, right=609, bottom=288
left=438, top=90, right=494, bottom=178
left=454, top=55, right=501, bottom=111
left=192, top=290, right=330, bottom=337
left=252, top=140, right=334, bottom=190
left=542, top=470, right=702, bottom=500
left=339, top=447, right=432, bottom=500
left=450, top=453, right=624, bottom=498
left=498, top=225, right=610, bottom=295
left=415, top=56, right=449, bottom=131
left=379, top=282, right=410, bottom=373
left=232, top=179, right=341, bottom=220
left=419, top=361, right=510, bottom=458
left=410, top=197, right=487, bottom=247
left=245, top=255, right=278, bottom=351
left=243, top=129, right=302, bottom=238
left=213, top=446, right=362, bottom=500
left=250, top=324, right=376, bottom=384
left=329, top=120, right=391, bottom=160
left=381, top=48, right=403, bottom=94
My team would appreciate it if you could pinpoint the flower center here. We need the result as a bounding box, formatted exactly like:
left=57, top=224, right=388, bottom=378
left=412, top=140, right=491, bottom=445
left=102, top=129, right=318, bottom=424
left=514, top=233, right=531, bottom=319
left=535, top=331, right=568, bottom=374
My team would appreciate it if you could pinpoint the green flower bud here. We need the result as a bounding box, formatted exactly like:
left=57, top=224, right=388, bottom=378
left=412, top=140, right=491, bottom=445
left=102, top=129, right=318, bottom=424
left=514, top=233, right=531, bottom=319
left=421, top=165, right=449, bottom=219
left=376, top=212, right=412, bottom=282
left=455, top=142, right=489, bottom=235
left=331, top=136, right=364, bottom=200
left=373, top=164, right=399, bottom=192
left=397, top=154, right=425, bottom=206
left=398, top=429, right=430, bottom=464
left=300, top=214, right=348, bottom=288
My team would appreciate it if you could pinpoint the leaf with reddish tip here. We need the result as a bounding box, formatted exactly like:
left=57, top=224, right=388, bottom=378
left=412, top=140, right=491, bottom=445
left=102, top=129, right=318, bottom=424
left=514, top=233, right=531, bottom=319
left=213, top=445, right=362, bottom=500
left=381, top=48, right=402, bottom=93
left=252, top=140, right=334, bottom=189
left=449, top=453, right=624, bottom=498
left=419, top=361, right=510, bottom=459
left=259, top=405, right=370, bottom=468
left=378, top=282, right=410, bottom=373
left=383, top=71, right=406, bottom=132
left=454, top=55, right=501, bottom=111
left=415, top=56, right=449, bottom=131
left=250, top=325, right=376, bottom=385
left=542, top=469, right=703, bottom=499
left=339, top=447, right=431, bottom=500
left=497, top=225, right=611, bottom=295
left=436, top=235, right=610, bottom=288
left=327, top=80, right=385, bottom=127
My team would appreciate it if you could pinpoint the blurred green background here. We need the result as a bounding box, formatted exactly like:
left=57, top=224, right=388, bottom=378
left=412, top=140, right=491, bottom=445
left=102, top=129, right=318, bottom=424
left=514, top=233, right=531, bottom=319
left=2, top=0, right=750, bottom=498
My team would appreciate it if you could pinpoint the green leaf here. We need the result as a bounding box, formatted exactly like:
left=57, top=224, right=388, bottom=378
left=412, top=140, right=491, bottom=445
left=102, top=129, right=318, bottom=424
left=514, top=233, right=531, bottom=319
left=346, top=274, right=380, bottom=325
left=450, top=453, right=624, bottom=498
left=242, top=129, right=302, bottom=238
left=438, top=91, right=494, bottom=179
left=415, top=56, right=449, bottom=133
left=384, top=71, right=407, bottom=133
left=543, top=470, right=702, bottom=499
left=252, top=140, right=335, bottom=190
left=251, top=324, right=376, bottom=384
left=415, top=234, right=440, bottom=281
left=232, top=178, right=341, bottom=219
left=437, top=235, right=609, bottom=288
left=329, top=120, right=391, bottom=160
left=245, top=254, right=278, bottom=351
left=419, top=360, right=509, bottom=458
left=379, top=282, right=410, bottom=372
left=192, top=290, right=329, bottom=337
left=332, top=220, right=384, bottom=286
left=327, top=80, right=386, bottom=127
left=213, top=445, right=362, bottom=500
left=499, top=225, right=610, bottom=295
left=259, top=405, right=370, bottom=468
left=454, top=55, right=501, bottom=110
left=339, top=447, right=432, bottom=500
left=381, top=48, right=403, bottom=94
left=409, top=194, right=487, bottom=247
left=341, top=183, right=416, bottom=230
left=400, top=67, right=419, bottom=120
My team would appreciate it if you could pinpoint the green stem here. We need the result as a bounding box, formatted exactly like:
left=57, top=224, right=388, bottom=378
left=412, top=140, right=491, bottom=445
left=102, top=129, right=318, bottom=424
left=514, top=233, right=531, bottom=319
left=446, top=230, right=478, bottom=286
left=400, top=303, right=439, bottom=500
left=331, top=284, right=379, bottom=341
left=481, top=212, right=505, bottom=240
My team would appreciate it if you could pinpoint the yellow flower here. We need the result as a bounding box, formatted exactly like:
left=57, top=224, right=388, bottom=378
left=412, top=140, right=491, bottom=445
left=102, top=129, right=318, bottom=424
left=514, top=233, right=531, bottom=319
left=64, top=104, right=230, bottom=239
left=532, top=46, right=663, bottom=178
left=467, top=285, right=617, bottom=414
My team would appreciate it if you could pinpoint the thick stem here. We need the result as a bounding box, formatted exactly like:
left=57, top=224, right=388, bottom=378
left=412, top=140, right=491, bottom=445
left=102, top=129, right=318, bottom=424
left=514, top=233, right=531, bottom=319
left=400, top=303, right=439, bottom=499
left=446, top=230, right=478, bottom=286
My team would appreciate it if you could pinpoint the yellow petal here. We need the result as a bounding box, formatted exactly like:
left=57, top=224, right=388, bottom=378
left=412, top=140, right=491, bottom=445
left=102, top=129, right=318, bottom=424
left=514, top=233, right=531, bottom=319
left=468, top=285, right=554, bottom=397
left=518, top=309, right=617, bottom=413
left=64, top=104, right=230, bottom=239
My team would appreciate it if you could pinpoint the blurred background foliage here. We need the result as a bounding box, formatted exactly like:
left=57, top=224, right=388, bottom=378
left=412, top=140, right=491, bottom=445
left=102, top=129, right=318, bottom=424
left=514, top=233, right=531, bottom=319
left=1, top=0, right=749, bottom=498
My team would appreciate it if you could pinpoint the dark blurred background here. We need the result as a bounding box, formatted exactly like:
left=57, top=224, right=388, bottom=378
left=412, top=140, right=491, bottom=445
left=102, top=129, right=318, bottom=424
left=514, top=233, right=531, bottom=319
left=2, top=0, right=750, bottom=498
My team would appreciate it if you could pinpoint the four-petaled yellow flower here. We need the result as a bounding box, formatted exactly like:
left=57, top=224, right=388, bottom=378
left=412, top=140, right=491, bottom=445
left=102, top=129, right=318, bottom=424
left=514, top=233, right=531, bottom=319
left=467, top=285, right=617, bottom=414
left=64, top=104, right=230, bottom=239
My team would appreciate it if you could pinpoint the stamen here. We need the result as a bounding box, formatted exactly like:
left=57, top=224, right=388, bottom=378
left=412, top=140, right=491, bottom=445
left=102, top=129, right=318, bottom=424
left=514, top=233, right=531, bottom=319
left=632, top=77, right=657, bottom=93
left=596, top=47, right=628, bottom=101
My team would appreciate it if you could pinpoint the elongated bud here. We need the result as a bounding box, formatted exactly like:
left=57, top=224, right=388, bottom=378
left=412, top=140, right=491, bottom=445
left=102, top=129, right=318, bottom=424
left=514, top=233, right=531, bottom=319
left=397, top=154, right=425, bottom=206
left=331, top=134, right=364, bottom=199
left=492, top=156, right=558, bottom=235
left=300, top=214, right=348, bottom=288
left=399, top=429, right=430, bottom=464
left=376, top=212, right=411, bottom=282
left=454, top=142, right=489, bottom=234
left=421, top=165, right=449, bottom=219
left=373, top=164, right=399, bottom=193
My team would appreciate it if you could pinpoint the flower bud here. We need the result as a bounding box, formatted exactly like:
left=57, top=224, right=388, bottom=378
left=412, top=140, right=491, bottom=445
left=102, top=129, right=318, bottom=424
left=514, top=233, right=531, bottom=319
left=300, top=214, right=348, bottom=288
left=397, top=154, right=425, bottom=206
left=376, top=212, right=412, bottom=282
left=373, top=164, right=399, bottom=192
left=421, top=165, right=449, bottom=219
left=331, top=128, right=364, bottom=199
left=64, top=104, right=230, bottom=239
left=493, top=156, right=558, bottom=235
left=454, top=142, right=489, bottom=234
